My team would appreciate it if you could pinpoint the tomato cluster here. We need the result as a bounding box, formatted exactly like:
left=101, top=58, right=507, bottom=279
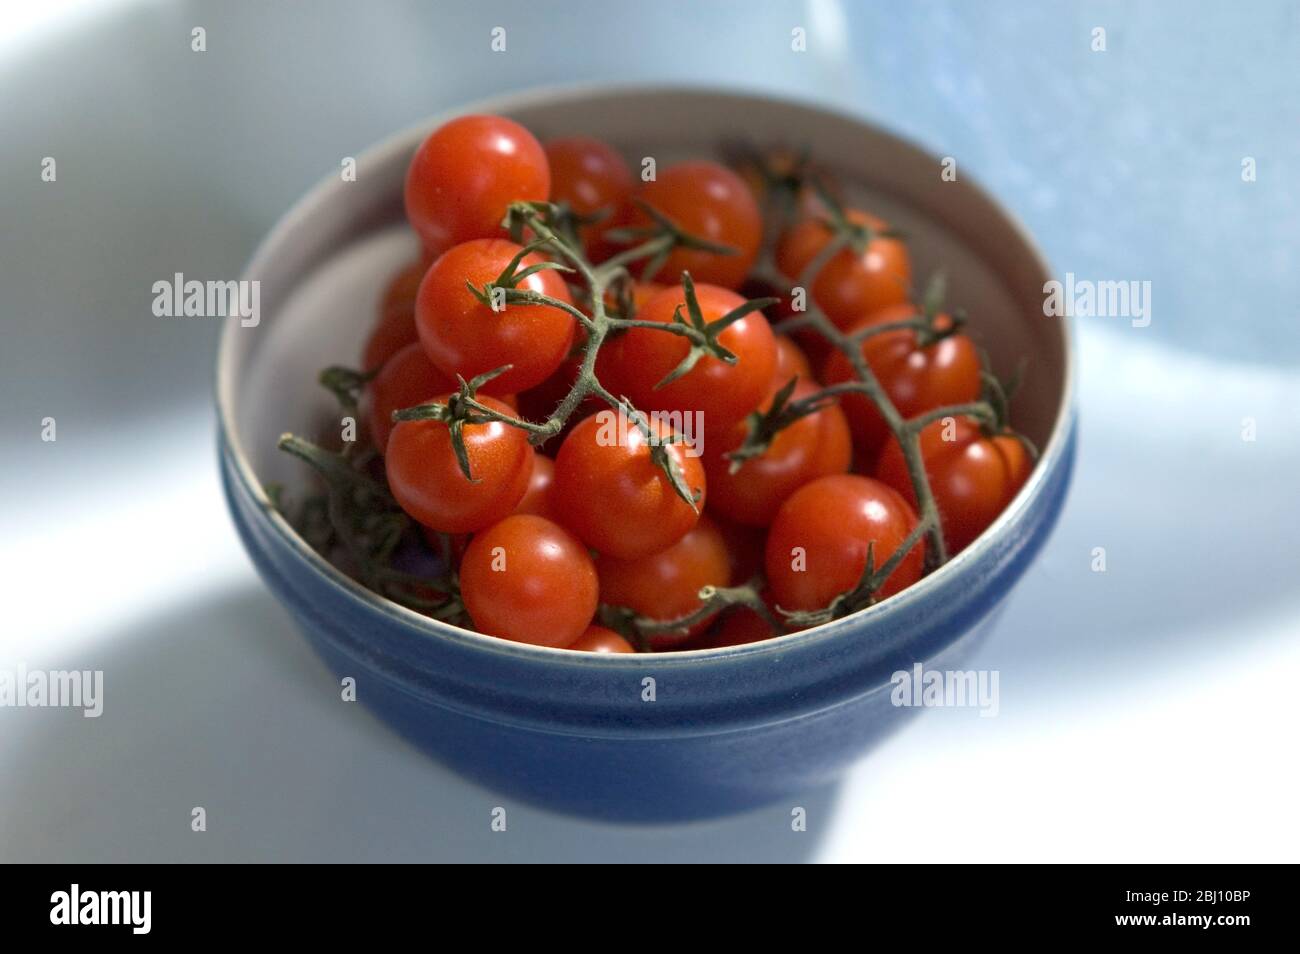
left=336, top=114, right=1033, bottom=653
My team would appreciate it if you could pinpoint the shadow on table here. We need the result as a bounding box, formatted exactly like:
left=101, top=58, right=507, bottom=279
left=1, top=585, right=834, bottom=863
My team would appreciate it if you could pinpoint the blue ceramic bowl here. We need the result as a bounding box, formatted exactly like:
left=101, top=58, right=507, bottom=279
left=218, top=86, right=1075, bottom=822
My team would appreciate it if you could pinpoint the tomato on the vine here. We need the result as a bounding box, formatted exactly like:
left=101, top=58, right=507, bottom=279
left=459, top=514, right=598, bottom=648
left=598, top=282, right=776, bottom=438
left=617, top=161, right=762, bottom=289
left=379, top=258, right=427, bottom=317
left=512, top=454, right=559, bottom=522
left=596, top=515, right=730, bottom=650
left=765, top=473, right=924, bottom=612
left=386, top=393, right=534, bottom=534
left=365, top=342, right=457, bottom=452
left=701, top=605, right=777, bottom=648
left=416, top=238, right=576, bottom=396
left=361, top=259, right=429, bottom=371
left=822, top=306, right=982, bottom=461
left=703, top=380, right=852, bottom=527
left=404, top=115, right=550, bottom=257
left=363, top=302, right=420, bottom=373
left=553, top=409, right=706, bottom=560
left=875, top=415, right=1031, bottom=556
left=775, top=209, right=911, bottom=329
left=545, top=136, right=634, bottom=260
left=568, top=625, right=636, bottom=654
left=770, top=335, right=813, bottom=388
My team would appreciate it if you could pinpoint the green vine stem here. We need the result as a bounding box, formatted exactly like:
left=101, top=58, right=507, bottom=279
left=771, top=229, right=951, bottom=571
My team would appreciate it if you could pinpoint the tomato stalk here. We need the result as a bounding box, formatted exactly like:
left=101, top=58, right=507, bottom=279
left=779, top=518, right=930, bottom=628
left=772, top=227, right=950, bottom=570
left=275, top=434, right=463, bottom=618
left=598, top=579, right=780, bottom=647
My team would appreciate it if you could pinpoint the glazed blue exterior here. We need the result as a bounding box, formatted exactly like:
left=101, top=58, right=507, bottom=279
left=220, top=417, right=1076, bottom=823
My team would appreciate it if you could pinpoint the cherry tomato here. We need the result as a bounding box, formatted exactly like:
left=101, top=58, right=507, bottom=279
left=702, top=606, right=777, bottom=648
left=568, top=625, right=636, bottom=654
left=545, top=136, right=634, bottom=259
left=598, top=282, right=776, bottom=439
left=361, top=260, right=431, bottom=371
left=513, top=454, right=559, bottom=522
left=553, top=409, right=706, bottom=560
left=365, top=342, right=458, bottom=452
left=775, top=210, right=911, bottom=329
left=765, top=474, right=924, bottom=613
left=386, top=393, right=534, bottom=534
left=363, top=302, right=421, bottom=373
left=875, top=415, right=1032, bottom=555
left=596, top=515, right=729, bottom=650
left=378, top=258, right=427, bottom=317
left=416, top=238, right=576, bottom=396
left=771, top=334, right=813, bottom=388
left=704, top=380, right=852, bottom=527
left=404, top=115, right=550, bottom=257
left=821, top=307, right=981, bottom=461
left=618, top=161, right=761, bottom=289
left=459, top=514, right=597, bottom=648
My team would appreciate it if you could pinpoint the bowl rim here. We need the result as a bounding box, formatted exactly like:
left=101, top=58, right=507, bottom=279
left=217, top=80, right=1076, bottom=667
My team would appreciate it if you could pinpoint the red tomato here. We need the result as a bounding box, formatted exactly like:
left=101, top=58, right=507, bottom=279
left=568, top=625, right=636, bottom=654
left=771, top=334, right=813, bottom=388
left=702, top=606, right=776, bottom=648
left=459, top=514, right=597, bottom=648
left=765, top=474, right=924, bottom=613
left=365, top=342, right=458, bottom=452
left=386, top=394, right=534, bottom=534
left=598, top=282, right=776, bottom=439
left=703, top=381, right=852, bottom=527
left=545, top=136, right=634, bottom=259
left=618, top=161, right=762, bottom=289
left=404, top=115, right=550, bottom=257
left=362, top=260, right=431, bottom=371
left=362, top=302, right=420, bottom=373
left=875, top=415, right=1032, bottom=555
left=378, top=259, right=427, bottom=317
left=775, top=210, right=911, bottom=329
left=513, top=454, right=559, bottom=522
left=416, top=238, right=576, bottom=396
left=822, top=307, right=981, bottom=461
left=553, top=409, right=706, bottom=559
left=596, top=515, right=730, bottom=650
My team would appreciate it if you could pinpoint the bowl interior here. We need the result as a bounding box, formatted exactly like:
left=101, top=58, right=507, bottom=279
left=220, top=86, right=1068, bottom=614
